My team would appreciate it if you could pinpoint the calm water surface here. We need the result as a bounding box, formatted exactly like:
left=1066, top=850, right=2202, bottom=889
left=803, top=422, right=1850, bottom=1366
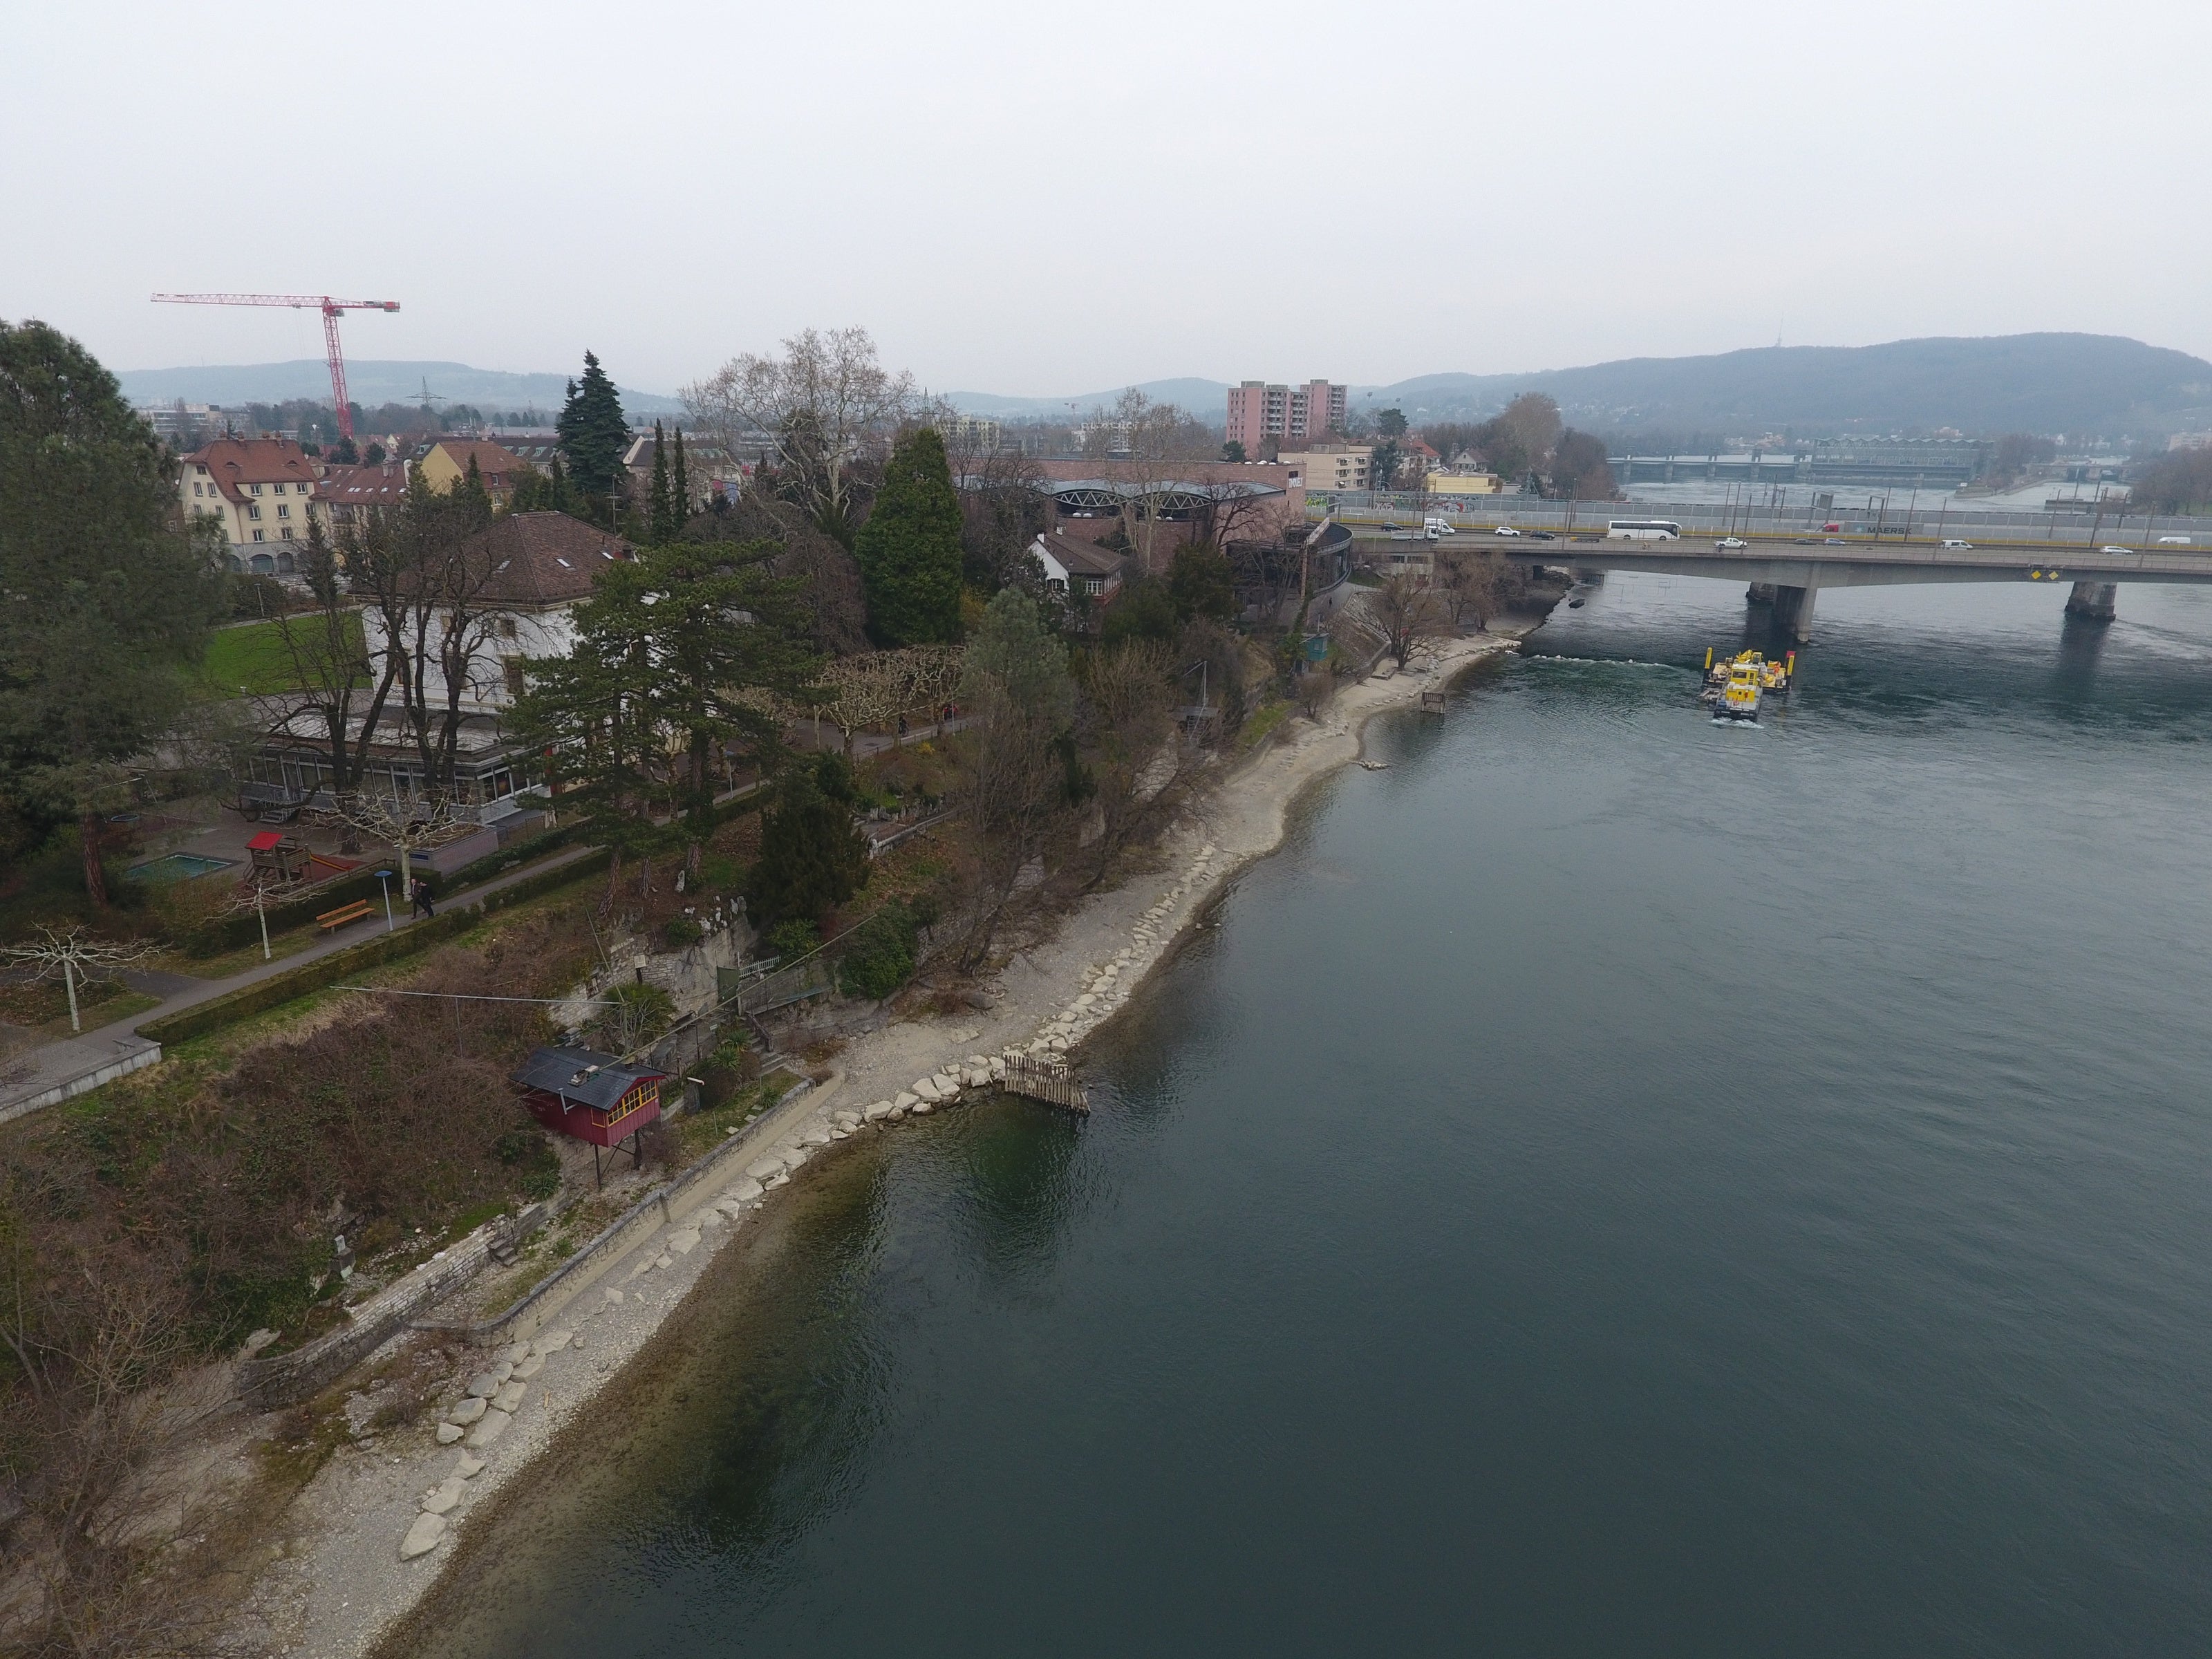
left=406, top=576, right=2212, bottom=1656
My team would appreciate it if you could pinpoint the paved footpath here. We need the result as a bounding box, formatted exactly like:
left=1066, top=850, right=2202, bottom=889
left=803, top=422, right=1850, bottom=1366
left=0, top=843, right=603, bottom=1121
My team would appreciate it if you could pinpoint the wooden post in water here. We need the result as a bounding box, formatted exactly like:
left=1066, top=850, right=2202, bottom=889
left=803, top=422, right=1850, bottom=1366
left=998, top=1050, right=1089, bottom=1115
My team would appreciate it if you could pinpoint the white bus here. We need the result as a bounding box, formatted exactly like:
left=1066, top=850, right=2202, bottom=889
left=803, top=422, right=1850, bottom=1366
left=1606, top=518, right=1682, bottom=541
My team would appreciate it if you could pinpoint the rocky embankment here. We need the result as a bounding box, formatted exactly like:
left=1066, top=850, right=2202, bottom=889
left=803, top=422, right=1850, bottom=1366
left=247, top=625, right=1535, bottom=1657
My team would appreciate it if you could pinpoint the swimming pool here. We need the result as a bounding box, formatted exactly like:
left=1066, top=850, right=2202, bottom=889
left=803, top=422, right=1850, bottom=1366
left=126, top=852, right=236, bottom=883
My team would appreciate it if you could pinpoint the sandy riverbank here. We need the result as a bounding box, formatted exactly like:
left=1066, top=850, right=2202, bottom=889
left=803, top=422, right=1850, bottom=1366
left=233, top=621, right=1537, bottom=1658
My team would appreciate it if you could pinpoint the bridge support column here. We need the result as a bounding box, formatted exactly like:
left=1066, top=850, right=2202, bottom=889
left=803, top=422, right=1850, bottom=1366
left=2063, top=581, right=2116, bottom=623
left=1772, top=583, right=1818, bottom=642
left=1745, top=583, right=1775, bottom=606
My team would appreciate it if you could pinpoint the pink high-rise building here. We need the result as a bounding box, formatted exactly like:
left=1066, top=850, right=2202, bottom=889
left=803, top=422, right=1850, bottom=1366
left=1226, top=379, right=1347, bottom=455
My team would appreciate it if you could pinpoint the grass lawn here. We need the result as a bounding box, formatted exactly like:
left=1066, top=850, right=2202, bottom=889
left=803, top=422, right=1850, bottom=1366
left=200, top=612, right=366, bottom=696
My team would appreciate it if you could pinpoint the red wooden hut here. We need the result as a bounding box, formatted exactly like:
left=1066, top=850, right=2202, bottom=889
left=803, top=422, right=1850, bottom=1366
left=512, top=1044, right=668, bottom=1185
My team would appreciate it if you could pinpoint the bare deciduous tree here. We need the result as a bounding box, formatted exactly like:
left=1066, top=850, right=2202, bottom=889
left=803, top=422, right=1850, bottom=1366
left=1087, top=389, right=1218, bottom=576
left=1074, top=641, right=1192, bottom=890
left=683, top=328, right=916, bottom=547
left=1338, top=573, right=1447, bottom=669
left=0, top=928, right=156, bottom=1033
left=809, top=645, right=964, bottom=756
left=1434, top=547, right=1523, bottom=632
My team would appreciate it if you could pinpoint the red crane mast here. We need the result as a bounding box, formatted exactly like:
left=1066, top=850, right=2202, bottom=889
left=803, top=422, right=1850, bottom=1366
left=150, top=292, right=401, bottom=440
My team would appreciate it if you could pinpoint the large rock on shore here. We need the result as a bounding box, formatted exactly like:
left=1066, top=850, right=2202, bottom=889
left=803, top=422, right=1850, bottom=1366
left=400, top=1512, right=447, bottom=1559
left=465, top=1407, right=511, bottom=1449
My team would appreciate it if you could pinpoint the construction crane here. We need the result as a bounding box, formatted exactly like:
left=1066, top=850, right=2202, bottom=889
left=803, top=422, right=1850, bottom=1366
left=150, top=292, right=400, bottom=440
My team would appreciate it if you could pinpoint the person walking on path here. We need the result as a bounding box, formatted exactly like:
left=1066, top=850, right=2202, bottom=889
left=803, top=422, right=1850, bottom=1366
left=411, top=877, right=435, bottom=920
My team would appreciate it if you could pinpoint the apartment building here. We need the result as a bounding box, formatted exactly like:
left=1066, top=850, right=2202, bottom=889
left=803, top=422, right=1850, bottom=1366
left=178, top=437, right=329, bottom=573
left=1226, top=379, right=1347, bottom=455
left=1277, top=443, right=1372, bottom=492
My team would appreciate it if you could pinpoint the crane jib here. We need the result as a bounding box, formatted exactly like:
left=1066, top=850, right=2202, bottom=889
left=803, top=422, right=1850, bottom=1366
left=149, top=293, right=401, bottom=440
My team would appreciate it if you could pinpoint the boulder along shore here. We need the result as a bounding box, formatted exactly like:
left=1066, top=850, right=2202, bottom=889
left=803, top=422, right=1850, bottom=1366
left=236, top=622, right=1537, bottom=1658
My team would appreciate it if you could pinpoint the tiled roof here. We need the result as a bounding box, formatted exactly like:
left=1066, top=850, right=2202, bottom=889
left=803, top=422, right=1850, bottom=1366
left=317, top=462, right=409, bottom=507
left=469, top=512, right=634, bottom=606
left=1035, top=532, right=1125, bottom=577
left=182, top=437, right=319, bottom=503
left=427, top=439, right=525, bottom=480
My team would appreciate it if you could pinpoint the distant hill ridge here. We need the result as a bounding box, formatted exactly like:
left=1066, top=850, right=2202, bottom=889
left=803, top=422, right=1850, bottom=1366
left=950, top=335, right=2212, bottom=440
left=122, top=334, right=2212, bottom=440
left=116, top=359, right=687, bottom=415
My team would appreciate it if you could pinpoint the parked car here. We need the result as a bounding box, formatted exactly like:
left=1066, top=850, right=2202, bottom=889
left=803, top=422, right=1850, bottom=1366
left=1824, top=537, right=1846, bottom=545
left=2101, top=545, right=2131, bottom=555
left=1716, top=536, right=1748, bottom=549
left=2157, top=534, right=2193, bottom=545
left=1792, top=536, right=1816, bottom=545
left=1492, top=525, right=1521, bottom=537
left=1940, top=538, right=1974, bottom=549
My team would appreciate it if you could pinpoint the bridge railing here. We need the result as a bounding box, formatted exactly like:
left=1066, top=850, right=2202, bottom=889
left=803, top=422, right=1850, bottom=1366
left=1308, top=491, right=2212, bottom=547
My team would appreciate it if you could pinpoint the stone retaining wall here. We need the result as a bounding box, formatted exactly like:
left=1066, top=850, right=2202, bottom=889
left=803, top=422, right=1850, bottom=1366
left=413, top=1076, right=819, bottom=1350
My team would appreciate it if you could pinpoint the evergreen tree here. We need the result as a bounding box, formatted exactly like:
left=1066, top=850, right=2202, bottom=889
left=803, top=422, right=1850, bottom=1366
left=513, top=534, right=817, bottom=891
left=554, top=350, right=629, bottom=527
left=671, top=427, right=691, bottom=521
left=745, top=767, right=869, bottom=930
left=647, top=420, right=678, bottom=545
left=0, top=321, right=227, bottom=905
left=1168, top=542, right=1235, bottom=621
left=852, top=426, right=962, bottom=645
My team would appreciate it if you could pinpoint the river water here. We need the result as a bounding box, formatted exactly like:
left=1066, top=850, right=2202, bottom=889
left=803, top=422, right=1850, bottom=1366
left=404, top=575, right=2212, bottom=1657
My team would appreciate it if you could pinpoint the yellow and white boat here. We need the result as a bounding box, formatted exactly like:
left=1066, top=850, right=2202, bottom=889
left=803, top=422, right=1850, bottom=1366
left=1700, top=648, right=1793, bottom=722
left=1715, top=660, right=1762, bottom=722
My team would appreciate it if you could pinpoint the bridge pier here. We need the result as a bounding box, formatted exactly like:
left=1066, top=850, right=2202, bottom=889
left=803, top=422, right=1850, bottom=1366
left=1772, top=583, right=1818, bottom=642
left=2063, top=581, right=2116, bottom=623
left=1745, top=583, right=1775, bottom=606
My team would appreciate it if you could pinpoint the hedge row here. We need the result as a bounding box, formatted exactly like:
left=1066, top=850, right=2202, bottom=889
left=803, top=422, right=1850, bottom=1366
left=181, top=863, right=397, bottom=957
left=142, top=847, right=612, bottom=1047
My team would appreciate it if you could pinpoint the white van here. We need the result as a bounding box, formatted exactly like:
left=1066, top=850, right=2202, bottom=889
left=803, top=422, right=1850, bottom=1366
left=1940, top=538, right=1974, bottom=550
left=2157, top=534, right=2192, bottom=545
left=1423, top=517, right=1456, bottom=537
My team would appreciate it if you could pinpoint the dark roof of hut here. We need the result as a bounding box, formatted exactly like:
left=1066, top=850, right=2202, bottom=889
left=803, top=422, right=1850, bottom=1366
left=511, top=1044, right=664, bottom=1112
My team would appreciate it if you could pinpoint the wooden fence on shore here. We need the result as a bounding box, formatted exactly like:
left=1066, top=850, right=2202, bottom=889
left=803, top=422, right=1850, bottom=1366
left=1000, top=1050, right=1089, bottom=1114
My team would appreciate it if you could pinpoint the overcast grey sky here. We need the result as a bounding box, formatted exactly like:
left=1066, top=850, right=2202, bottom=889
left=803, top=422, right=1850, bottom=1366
left=6, top=0, right=2207, bottom=397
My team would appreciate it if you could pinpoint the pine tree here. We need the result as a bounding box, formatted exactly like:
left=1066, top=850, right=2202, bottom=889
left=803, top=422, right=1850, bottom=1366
left=647, top=420, right=678, bottom=545
left=852, top=426, right=963, bottom=645
left=671, top=427, right=691, bottom=521
left=554, top=350, right=629, bottom=527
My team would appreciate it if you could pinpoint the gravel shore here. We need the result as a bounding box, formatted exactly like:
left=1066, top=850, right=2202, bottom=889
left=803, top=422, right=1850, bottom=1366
left=234, top=624, right=1530, bottom=1658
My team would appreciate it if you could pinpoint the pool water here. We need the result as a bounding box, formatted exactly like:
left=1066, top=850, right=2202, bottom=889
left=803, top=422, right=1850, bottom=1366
left=126, top=852, right=236, bottom=883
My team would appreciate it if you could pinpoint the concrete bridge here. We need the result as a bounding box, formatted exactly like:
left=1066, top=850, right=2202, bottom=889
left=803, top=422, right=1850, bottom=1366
left=1347, top=529, right=2212, bottom=640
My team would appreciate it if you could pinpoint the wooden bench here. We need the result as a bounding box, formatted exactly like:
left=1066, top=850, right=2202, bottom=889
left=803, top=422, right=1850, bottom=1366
left=316, top=899, right=375, bottom=934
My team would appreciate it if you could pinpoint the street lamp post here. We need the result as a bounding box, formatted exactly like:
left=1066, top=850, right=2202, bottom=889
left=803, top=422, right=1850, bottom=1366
left=376, top=868, right=396, bottom=932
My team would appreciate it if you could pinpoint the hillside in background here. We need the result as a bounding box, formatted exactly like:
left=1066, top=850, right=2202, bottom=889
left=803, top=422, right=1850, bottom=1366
left=945, top=377, right=1234, bottom=420
left=122, top=335, right=2212, bottom=442
left=948, top=335, right=2212, bottom=441
left=1348, top=335, right=2212, bottom=441
left=117, top=359, right=686, bottom=416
